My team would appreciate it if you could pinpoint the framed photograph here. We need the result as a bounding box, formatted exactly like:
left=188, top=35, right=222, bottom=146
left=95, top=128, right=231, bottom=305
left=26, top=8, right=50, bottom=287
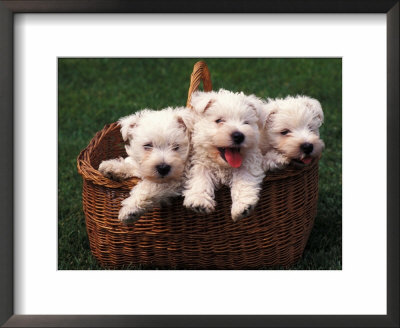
left=1, top=1, right=398, bottom=327
left=61, top=57, right=341, bottom=271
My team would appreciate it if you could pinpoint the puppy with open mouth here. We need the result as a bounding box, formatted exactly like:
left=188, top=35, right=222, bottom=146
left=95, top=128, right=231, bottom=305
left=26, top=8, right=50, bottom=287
left=257, top=95, right=325, bottom=171
left=183, top=89, right=265, bottom=222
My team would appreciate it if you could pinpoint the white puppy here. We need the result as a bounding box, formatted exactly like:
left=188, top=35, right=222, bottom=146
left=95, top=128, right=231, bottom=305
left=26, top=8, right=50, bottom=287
left=183, top=89, right=265, bottom=222
left=99, top=107, right=191, bottom=224
left=257, top=95, right=325, bottom=171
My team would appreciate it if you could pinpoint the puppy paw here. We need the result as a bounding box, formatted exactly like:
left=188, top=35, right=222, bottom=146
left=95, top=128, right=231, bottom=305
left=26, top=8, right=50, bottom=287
left=98, top=160, right=122, bottom=181
left=265, top=161, right=286, bottom=171
left=231, top=203, right=256, bottom=222
left=98, top=161, right=112, bottom=176
left=118, top=205, right=144, bottom=225
left=183, top=195, right=215, bottom=214
left=191, top=205, right=213, bottom=214
left=263, top=153, right=290, bottom=171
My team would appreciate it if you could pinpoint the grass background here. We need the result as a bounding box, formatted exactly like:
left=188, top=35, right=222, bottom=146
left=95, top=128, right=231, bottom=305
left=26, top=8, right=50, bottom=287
left=58, top=58, right=342, bottom=270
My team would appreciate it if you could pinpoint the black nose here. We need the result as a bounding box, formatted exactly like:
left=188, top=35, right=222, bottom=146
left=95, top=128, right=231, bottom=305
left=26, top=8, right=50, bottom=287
left=156, top=163, right=171, bottom=176
left=301, top=142, right=314, bottom=154
left=232, top=131, right=245, bottom=145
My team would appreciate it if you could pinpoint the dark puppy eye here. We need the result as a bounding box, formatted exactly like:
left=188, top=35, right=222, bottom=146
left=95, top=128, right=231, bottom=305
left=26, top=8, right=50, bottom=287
left=244, top=121, right=250, bottom=125
left=215, top=118, right=223, bottom=124
left=143, top=143, right=153, bottom=150
left=172, top=144, right=180, bottom=151
left=280, top=129, right=290, bottom=135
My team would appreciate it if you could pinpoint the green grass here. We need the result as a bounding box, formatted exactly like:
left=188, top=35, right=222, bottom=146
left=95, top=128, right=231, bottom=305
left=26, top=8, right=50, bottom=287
left=58, top=58, right=342, bottom=270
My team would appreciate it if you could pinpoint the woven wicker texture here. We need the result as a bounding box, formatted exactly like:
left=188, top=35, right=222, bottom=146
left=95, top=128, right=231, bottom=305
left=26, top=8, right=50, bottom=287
left=77, top=61, right=319, bottom=269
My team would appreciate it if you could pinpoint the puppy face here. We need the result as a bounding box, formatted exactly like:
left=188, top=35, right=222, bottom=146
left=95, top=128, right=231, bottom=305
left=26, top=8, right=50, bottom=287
left=190, top=89, right=260, bottom=168
left=119, top=107, right=190, bottom=182
left=264, top=96, right=324, bottom=164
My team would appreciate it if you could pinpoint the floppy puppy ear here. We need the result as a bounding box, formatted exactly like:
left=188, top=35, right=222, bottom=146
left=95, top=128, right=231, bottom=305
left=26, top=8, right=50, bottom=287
left=245, top=94, right=267, bottom=128
left=304, top=97, right=324, bottom=126
left=266, top=108, right=278, bottom=126
left=258, top=100, right=278, bottom=129
left=176, top=108, right=195, bottom=132
left=245, top=94, right=265, bottom=111
left=177, top=116, right=187, bottom=131
left=119, top=113, right=140, bottom=141
left=190, top=91, right=215, bottom=114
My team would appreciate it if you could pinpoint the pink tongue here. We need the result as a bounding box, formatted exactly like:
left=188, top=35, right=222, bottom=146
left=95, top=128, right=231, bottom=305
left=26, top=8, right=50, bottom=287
left=301, top=157, right=312, bottom=164
left=225, top=148, right=243, bottom=168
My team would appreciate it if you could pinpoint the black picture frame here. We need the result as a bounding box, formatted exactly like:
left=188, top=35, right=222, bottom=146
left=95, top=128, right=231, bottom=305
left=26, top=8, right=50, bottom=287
left=0, top=1, right=398, bottom=327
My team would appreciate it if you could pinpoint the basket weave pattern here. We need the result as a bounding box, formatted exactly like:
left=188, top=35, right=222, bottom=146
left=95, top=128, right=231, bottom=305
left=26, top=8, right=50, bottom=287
left=77, top=62, right=319, bottom=269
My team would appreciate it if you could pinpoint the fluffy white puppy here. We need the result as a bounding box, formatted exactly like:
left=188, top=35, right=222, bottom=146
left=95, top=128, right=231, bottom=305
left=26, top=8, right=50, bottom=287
left=183, top=89, right=265, bottom=222
left=99, top=107, right=191, bottom=224
left=257, top=95, right=325, bottom=171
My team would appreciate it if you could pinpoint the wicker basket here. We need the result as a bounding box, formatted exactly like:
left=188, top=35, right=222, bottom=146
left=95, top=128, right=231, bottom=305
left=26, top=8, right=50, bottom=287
left=77, top=61, right=319, bottom=269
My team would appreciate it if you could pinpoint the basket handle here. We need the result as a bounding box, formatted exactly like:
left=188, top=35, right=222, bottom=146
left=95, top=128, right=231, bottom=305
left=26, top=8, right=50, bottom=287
left=186, top=61, right=213, bottom=109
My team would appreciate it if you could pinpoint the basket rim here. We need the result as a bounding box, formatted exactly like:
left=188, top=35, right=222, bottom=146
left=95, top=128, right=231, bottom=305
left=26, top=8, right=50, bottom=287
left=77, top=122, right=139, bottom=189
left=77, top=121, right=320, bottom=189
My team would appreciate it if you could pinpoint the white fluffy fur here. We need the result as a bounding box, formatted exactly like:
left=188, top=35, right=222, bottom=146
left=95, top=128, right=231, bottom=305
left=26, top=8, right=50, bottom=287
left=98, top=107, right=192, bottom=224
left=258, top=95, right=325, bottom=171
left=182, top=89, right=265, bottom=222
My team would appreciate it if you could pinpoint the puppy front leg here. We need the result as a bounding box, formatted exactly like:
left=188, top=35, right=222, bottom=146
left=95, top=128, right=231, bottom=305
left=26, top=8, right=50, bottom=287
left=183, top=164, right=216, bottom=214
left=262, top=150, right=290, bottom=171
left=118, top=180, right=177, bottom=224
left=231, top=168, right=264, bottom=222
left=99, top=157, right=137, bottom=180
